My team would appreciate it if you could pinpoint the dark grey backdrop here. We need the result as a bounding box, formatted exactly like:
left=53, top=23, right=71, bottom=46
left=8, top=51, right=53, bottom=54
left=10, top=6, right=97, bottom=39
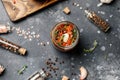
left=0, top=0, right=120, bottom=80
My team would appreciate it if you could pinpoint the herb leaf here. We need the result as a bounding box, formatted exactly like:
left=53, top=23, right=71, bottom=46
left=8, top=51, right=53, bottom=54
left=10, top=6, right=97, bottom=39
left=83, top=40, right=98, bottom=53
left=17, top=65, right=27, bottom=75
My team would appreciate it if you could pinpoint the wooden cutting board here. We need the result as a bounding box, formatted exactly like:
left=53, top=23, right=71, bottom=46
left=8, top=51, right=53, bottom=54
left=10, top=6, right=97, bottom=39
left=2, top=0, right=59, bottom=21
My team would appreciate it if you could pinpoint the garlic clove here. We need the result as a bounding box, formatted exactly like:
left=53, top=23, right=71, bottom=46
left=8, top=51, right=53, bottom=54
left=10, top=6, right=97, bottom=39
left=0, top=65, right=5, bottom=75
left=79, top=66, right=88, bottom=80
left=63, top=33, right=69, bottom=43
left=100, top=0, right=113, bottom=4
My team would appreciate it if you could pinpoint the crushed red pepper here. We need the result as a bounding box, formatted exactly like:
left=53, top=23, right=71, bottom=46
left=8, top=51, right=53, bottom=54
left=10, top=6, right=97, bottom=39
left=54, top=23, right=77, bottom=47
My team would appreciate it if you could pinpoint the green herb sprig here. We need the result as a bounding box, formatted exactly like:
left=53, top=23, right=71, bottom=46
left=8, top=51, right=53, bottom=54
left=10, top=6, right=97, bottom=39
left=83, top=40, right=98, bottom=53
left=17, top=65, right=27, bottom=75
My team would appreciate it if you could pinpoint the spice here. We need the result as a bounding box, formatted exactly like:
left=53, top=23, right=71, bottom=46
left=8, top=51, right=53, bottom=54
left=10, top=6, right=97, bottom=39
left=85, top=10, right=110, bottom=32
left=0, top=64, right=5, bottom=75
left=28, top=69, right=47, bottom=80
left=14, top=26, right=40, bottom=42
left=0, top=37, right=27, bottom=55
left=0, top=24, right=11, bottom=34
left=18, top=65, right=27, bottom=75
left=43, top=58, right=63, bottom=79
left=83, top=40, right=98, bottom=53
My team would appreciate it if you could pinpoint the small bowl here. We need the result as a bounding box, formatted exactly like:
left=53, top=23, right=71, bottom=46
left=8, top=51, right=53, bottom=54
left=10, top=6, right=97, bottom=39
left=51, top=21, right=80, bottom=52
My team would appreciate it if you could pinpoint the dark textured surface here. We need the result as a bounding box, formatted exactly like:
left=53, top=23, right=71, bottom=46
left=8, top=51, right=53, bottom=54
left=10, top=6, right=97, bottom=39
left=0, top=0, right=120, bottom=80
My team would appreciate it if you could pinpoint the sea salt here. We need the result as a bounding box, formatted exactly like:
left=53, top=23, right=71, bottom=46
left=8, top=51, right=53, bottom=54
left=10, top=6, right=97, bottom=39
left=97, top=30, right=101, bottom=34
left=100, top=46, right=106, bottom=51
left=80, top=28, right=84, bottom=33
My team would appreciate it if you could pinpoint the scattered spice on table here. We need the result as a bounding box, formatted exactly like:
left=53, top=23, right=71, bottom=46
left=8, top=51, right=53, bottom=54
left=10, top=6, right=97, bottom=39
left=73, top=2, right=83, bottom=10
left=83, top=40, right=98, bottom=53
left=12, top=26, right=50, bottom=47
left=13, top=26, right=40, bottom=41
left=17, top=65, right=28, bottom=75
left=42, top=57, right=67, bottom=79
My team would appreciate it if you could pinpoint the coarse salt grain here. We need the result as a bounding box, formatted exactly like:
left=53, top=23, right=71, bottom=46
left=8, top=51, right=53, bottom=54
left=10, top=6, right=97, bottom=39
left=109, top=14, right=113, bottom=18
left=31, top=32, right=35, bottom=35
left=106, top=19, right=109, bottom=22
left=76, top=4, right=80, bottom=7
left=14, top=27, right=41, bottom=42
left=97, top=30, right=101, bottom=34
left=73, top=3, right=77, bottom=6
left=97, top=3, right=103, bottom=7
left=109, top=43, right=112, bottom=47
left=24, top=36, right=27, bottom=39
left=100, top=46, right=106, bottom=51
left=98, top=11, right=105, bottom=15
left=80, top=7, right=83, bottom=10
left=36, top=34, right=40, bottom=38
left=80, top=28, right=84, bottom=33
left=40, top=42, right=43, bottom=45
left=29, top=38, right=32, bottom=41
left=47, top=42, right=49, bottom=45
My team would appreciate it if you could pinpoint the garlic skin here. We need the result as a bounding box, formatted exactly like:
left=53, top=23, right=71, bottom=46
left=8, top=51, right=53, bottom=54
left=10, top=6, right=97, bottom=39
left=100, top=0, right=113, bottom=4
left=0, top=65, right=5, bottom=75
left=62, top=76, right=69, bottom=80
left=79, top=66, right=88, bottom=80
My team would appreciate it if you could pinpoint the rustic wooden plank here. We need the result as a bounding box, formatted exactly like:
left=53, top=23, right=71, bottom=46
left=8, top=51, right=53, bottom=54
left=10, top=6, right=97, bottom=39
left=2, top=0, right=59, bottom=21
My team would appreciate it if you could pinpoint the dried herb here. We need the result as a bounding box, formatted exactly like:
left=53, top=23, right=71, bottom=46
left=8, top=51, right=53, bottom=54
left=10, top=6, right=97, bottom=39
left=17, top=65, right=27, bottom=75
left=83, top=40, right=98, bottom=53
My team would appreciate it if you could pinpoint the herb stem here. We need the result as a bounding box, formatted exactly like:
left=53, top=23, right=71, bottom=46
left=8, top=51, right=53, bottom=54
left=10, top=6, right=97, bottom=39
left=18, top=65, right=27, bottom=75
left=83, top=40, right=98, bottom=53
